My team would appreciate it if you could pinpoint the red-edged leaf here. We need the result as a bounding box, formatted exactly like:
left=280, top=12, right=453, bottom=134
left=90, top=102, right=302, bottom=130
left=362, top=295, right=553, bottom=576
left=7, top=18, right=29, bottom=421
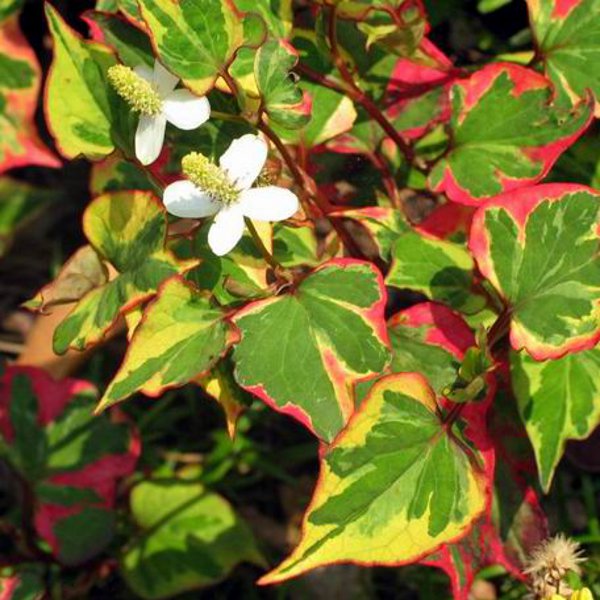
left=416, top=202, right=475, bottom=241
left=429, top=63, right=593, bottom=205
left=0, top=366, right=139, bottom=565
left=232, top=259, right=391, bottom=442
left=469, top=183, right=600, bottom=360
left=386, top=304, right=525, bottom=599
left=0, top=14, right=58, bottom=172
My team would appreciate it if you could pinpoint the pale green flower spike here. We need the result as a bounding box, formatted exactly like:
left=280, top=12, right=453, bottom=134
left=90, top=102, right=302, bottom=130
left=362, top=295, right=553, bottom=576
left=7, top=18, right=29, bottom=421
left=181, top=152, right=240, bottom=206
left=107, top=64, right=163, bottom=115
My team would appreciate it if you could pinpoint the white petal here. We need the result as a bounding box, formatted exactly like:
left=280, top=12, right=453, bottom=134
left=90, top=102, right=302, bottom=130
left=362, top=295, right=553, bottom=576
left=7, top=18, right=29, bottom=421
left=163, top=180, right=221, bottom=218
left=163, top=90, right=211, bottom=130
left=152, top=60, right=179, bottom=96
left=207, top=206, right=245, bottom=256
left=135, top=114, right=167, bottom=165
left=219, top=134, right=268, bottom=191
left=134, top=63, right=154, bottom=83
left=238, top=186, right=299, bottom=222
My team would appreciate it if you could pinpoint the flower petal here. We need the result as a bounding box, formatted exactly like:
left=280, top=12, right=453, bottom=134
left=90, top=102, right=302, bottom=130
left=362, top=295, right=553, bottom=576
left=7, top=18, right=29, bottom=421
left=152, top=60, right=178, bottom=96
left=208, top=206, right=245, bottom=256
left=134, top=63, right=154, bottom=83
left=163, top=180, right=220, bottom=218
left=163, top=90, right=211, bottom=130
left=135, top=113, right=167, bottom=165
left=219, top=134, right=268, bottom=190
left=239, top=186, right=299, bottom=221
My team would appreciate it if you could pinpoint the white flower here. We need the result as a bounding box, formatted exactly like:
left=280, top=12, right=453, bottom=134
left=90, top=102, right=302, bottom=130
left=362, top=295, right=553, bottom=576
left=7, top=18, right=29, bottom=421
left=108, top=60, right=211, bottom=165
left=163, top=134, right=299, bottom=256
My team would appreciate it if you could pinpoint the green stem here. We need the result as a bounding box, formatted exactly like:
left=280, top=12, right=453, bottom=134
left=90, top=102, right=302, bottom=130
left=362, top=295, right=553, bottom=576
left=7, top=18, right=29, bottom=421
left=245, top=217, right=282, bottom=271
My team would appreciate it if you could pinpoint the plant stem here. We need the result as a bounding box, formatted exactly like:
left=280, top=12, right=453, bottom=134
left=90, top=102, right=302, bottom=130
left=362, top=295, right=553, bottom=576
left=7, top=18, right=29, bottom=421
left=244, top=217, right=282, bottom=271
left=257, top=120, right=366, bottom=258
left=325, top=6, right=425, bottom=173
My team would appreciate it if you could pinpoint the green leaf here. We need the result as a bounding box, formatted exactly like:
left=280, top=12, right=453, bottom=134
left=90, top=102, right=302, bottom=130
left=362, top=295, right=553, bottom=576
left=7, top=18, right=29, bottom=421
left=8, top=375, right=47, bottom=480
left=121, top=479, right=262, bottom=599
left=470, top=184, right=600, bottom=359
left=0, top=178, right=56, bottom=257
left=260, top=373, right=489, bottom=585
left=45, top=4, right=123, bottom=160
left=388, top=302, right=473, bottom=395
left=90, top=152, right=154, bottom=195
left=53, top=507, right=116, bottom=566
left=233, top=260, right=391, bottom=442
left=52, top=191, right=197, bottom=354
left=99, top=277, right=236, bottom=410
left=273, top=223, right=320, bottom=267
left=330, top=206, right=409, bottom=261
left=255, top=39, right=311, bottom=130
left=234, top=0, right=292, bottom=37
left=45, top=396, right=130, bottom=473
left=84, top=11, right=154, bottom=68
left=527, top=0, right=600, bottom=115
left=429, top=63, right=593, bottom=204
left=137, top=0, right=244, bottom=95
left=511, top=347, right=600, bottom=491
left=386, top=230, right=477, bottom=312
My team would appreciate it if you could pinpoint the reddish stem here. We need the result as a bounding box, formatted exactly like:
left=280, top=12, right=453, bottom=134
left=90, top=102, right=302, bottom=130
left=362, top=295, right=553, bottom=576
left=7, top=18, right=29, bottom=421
left=325, top=6, right=425, bottom=173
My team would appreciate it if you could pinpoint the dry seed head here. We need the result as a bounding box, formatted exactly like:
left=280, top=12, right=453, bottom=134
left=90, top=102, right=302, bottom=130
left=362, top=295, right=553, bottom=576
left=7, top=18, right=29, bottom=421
left=525, top=535, right=586, bottom=598
left=181, top=152, right=240, bottom=205
left=107, top=64, right=162, bottom=116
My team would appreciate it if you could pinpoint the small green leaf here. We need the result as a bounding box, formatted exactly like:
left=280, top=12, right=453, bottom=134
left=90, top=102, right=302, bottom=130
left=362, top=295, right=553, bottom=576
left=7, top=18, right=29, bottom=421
left=84, top=10, right=154, bottom=68
left=255, top=39, right=311, bottom=129
left=511, top=347, right=600, bottom=491
left=121, top=479, right=262, bottom=599
left=386, top=230, right=477, bottom=312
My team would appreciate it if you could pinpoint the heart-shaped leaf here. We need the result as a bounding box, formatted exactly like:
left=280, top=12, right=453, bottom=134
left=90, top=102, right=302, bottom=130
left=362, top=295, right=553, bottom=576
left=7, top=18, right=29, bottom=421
left=429, top=63, right=593, bottom=205
left=121, top=478, right=263, bottom=599
left=259, top=372, right=489, bottom=585
left=511, top=346, right=600, bottom=491
left=232, top=259, right=391, bottom=442
left=99, top=276, right=237, bottom=410
left=469, top=183, right=600, bottom=359
left=527, top=0, right=600, bottom=115
left=48, top=191, right=197, bottom=354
